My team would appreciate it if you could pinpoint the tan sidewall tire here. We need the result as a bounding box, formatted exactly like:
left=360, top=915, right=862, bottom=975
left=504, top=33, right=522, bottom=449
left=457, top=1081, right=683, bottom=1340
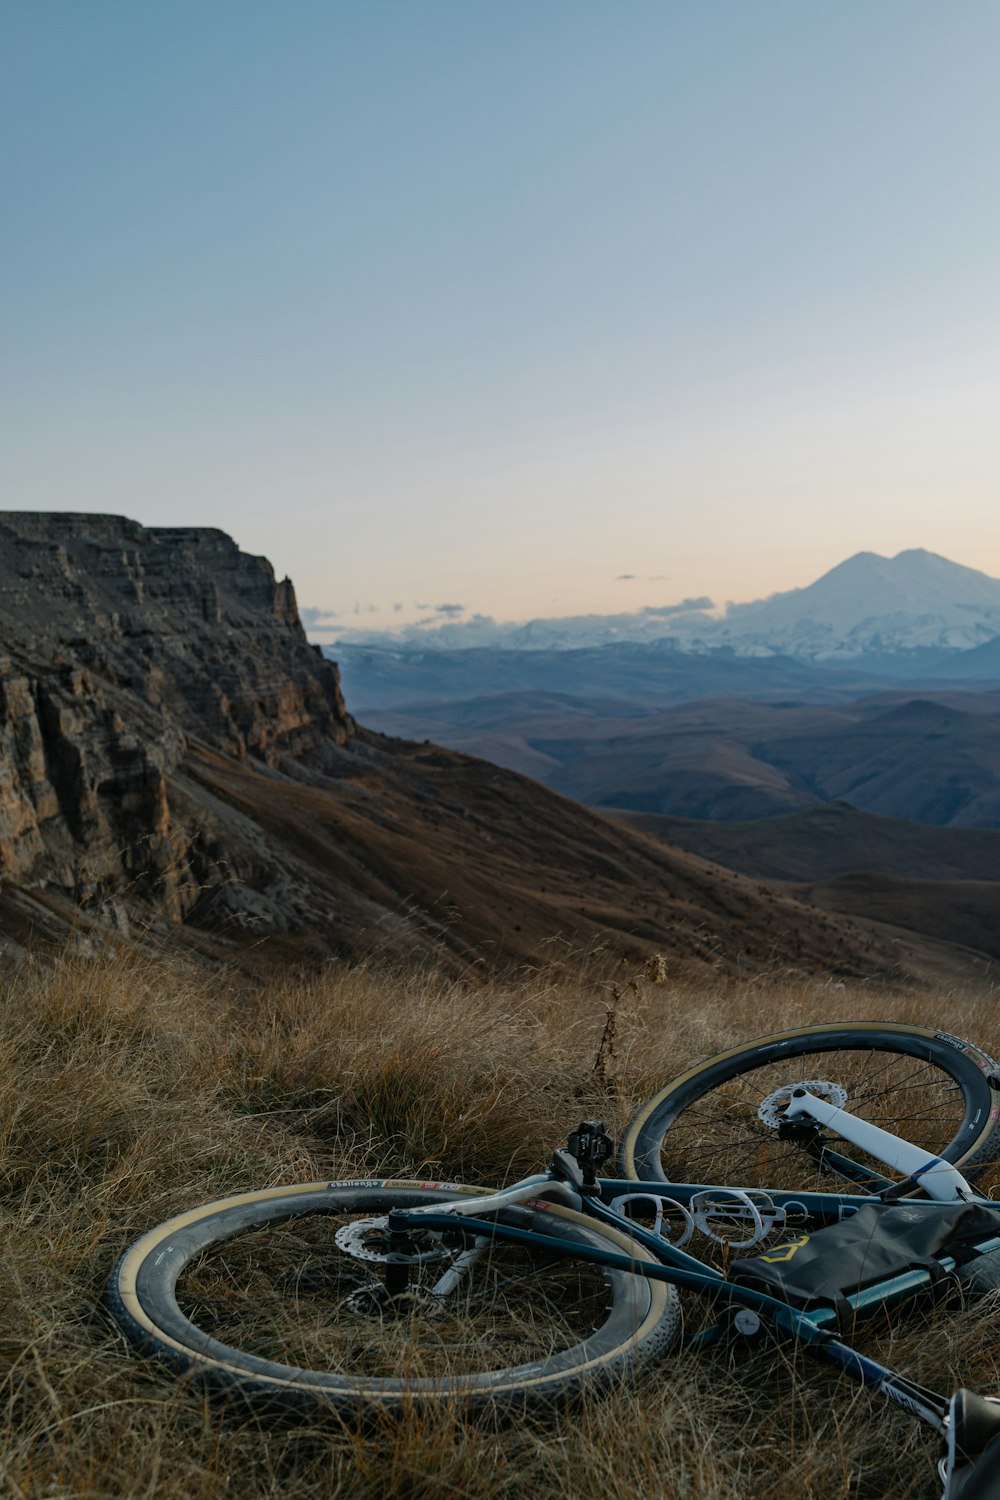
left=106, top=1180, right=681, bottom=1415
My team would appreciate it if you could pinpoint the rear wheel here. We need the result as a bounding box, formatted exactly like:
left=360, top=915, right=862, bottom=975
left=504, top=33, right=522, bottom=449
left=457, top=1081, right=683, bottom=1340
left=619, top=1023, right=1000, bottom=1195
left=106, top=1180, right=680, bottom=1415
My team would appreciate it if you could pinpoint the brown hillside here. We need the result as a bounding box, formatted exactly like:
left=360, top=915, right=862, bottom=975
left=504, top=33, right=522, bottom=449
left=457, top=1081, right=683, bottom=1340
left=615, top=803, right=1000, bottom=883
left=618, top=804, right=1000, bottom=972
left=795, top=873, right=1000, bottom=962
left=177, top=729, right=906, bottom=977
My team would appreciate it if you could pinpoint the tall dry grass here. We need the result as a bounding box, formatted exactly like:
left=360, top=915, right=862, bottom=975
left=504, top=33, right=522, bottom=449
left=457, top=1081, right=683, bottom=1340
left=2, top=944, right=999, bottom=1498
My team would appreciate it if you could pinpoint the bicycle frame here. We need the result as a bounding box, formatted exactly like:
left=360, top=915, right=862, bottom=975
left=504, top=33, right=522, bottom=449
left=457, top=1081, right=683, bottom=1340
left=384, top=1099, right=1000, bottom=1443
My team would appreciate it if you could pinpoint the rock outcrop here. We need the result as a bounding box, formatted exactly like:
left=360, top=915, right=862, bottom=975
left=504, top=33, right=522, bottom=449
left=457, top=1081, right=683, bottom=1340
left=0, top=513, right=352, bottom=930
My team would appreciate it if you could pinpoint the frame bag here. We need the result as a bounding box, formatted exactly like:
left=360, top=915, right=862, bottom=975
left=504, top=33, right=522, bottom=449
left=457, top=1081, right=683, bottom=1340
left=729, top=1201, right=1000, bottom=1331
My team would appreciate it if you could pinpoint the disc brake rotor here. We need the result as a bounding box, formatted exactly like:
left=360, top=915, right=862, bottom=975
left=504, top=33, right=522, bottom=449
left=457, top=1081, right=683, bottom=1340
left=757, top=1080, right=848, bottom=1130
left=334, top=1215, right=451, bottom=1266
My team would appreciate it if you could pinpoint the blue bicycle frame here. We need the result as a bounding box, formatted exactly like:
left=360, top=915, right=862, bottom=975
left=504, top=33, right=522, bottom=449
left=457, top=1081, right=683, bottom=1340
left=386, top=1170, right=1000, bottom=1439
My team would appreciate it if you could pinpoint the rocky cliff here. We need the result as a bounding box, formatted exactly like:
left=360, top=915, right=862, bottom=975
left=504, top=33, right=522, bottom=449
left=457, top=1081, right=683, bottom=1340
left=0, top=513, right=351, bottom=934
left=0, top=511, right=934, bottom=982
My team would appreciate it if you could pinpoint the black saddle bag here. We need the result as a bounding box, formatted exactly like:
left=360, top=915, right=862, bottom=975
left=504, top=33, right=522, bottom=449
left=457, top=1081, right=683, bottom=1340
left=729, top=1200, right=1000, bottom=1330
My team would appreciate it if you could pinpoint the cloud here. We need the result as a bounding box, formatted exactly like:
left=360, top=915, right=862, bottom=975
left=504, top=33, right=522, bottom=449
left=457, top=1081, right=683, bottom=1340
left=326, top=600, right=719, bottom=651
left=299, top=605, right=340, bottom=628
left=409, top=604, right=466, bottom=625
left=640, top=596, right=715, bottom=616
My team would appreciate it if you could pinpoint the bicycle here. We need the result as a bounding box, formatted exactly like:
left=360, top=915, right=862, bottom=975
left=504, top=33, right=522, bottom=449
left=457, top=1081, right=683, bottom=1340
left=106, top=1021, right=1000, bottom=1498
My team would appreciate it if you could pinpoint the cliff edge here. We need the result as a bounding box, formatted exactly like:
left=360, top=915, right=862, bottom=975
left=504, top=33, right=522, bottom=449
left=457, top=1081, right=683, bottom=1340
left=0, top=513, right=351, bottom=933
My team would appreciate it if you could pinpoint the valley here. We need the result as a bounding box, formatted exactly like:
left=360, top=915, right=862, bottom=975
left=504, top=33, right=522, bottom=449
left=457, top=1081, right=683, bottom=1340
left=354, top=689, right=1000, bottom=827
left=0, top=512, right=914, bottom=984
left=331, top=551, right=1000, bottom=979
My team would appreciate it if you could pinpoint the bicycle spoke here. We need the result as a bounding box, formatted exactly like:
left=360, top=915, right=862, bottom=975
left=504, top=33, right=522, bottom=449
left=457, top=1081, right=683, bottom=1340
left=177, top=1210, right=616, bottom=1381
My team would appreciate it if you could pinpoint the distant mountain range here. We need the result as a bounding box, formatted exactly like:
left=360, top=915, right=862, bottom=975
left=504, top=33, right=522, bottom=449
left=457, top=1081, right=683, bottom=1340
left=364, top=691, right=1000, bottom=828
left=327, top=550, right=1000, bottom=791
left=332, top=643, right=896, bottom=716
left=328, top=549, right=1000, bottom=663
left=713, top=550, right=1000, bottom=660
left=320, top=544, right=1000, bottom=971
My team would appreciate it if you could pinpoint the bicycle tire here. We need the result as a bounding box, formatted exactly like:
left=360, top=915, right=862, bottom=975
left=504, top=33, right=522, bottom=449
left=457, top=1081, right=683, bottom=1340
left=619, top=1022, right=1000, bottom=1195
left=105, top=1178, right=681, bottom=1416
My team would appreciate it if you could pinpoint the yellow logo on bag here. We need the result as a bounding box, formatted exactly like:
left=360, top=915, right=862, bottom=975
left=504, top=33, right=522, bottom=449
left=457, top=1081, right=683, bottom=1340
left=757, top=1234, right=811, bottom=1263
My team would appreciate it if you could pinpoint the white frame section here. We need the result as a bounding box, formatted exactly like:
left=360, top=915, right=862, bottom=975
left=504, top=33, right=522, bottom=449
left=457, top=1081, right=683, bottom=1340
left=784, top=1089, right=974, bottom=1201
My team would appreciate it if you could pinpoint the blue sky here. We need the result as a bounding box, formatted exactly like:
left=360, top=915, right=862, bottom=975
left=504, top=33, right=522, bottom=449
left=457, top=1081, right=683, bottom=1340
left=3, top=2, right=999, bottom=635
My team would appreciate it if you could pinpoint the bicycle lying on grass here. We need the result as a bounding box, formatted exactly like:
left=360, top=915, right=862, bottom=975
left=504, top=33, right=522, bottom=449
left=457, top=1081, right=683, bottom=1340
left=107, top=1022, right=1000, bottom=1498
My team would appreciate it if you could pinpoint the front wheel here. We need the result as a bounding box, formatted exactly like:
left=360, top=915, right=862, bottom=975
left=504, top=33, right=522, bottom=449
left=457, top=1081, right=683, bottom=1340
left=619, top=1022, right=1000, bottom=1195
left=106, top=1179, right=680, bottom=1416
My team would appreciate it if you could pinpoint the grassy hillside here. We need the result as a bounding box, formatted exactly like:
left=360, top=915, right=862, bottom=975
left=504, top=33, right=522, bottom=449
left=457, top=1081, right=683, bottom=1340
left=615, top=803, right=1000, bottom=884
left=4, top=947, right=1000, bottom=1498
left=616, top=805, right=1000, bottom=968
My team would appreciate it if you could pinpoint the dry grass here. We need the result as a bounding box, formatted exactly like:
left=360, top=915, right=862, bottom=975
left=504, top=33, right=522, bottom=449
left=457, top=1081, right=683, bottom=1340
left=3, top=945, right=1000, bottom=1498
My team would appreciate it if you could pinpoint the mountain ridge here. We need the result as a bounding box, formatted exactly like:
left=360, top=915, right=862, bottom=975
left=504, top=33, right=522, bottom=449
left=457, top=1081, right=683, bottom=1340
left=715, top=548, right=1000, bottom=659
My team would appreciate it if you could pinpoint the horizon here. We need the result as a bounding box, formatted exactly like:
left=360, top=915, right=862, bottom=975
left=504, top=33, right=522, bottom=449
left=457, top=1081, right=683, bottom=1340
left=310, top=544, right=1000, bottom=646
left=5, top=4, right=1000, bottom=630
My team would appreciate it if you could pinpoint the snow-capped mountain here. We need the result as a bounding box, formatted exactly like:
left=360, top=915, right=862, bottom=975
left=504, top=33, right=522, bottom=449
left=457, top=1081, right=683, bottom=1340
left=714, top=550, right=1000, bottom=660
left=326, top=550, right=1000, bottom=662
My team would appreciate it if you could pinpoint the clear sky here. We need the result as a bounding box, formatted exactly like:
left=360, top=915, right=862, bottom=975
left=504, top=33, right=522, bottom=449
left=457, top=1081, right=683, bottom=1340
left=3, top=1, right=999, bottom=636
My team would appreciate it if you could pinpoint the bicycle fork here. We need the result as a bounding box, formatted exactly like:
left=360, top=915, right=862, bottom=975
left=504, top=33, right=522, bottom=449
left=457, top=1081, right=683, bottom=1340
left=781, top=1088, right=976, bottom=1202
left=382, top=1175, right=583, bottom=1301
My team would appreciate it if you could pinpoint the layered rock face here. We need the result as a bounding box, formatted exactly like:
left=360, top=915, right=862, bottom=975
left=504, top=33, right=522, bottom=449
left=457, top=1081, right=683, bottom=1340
left=0, top=513, right=352, bottom=924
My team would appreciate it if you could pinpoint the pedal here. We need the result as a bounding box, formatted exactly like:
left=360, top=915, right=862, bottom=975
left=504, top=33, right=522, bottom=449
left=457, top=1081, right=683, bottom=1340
left=565, top=1121, right=613, bottom=1187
